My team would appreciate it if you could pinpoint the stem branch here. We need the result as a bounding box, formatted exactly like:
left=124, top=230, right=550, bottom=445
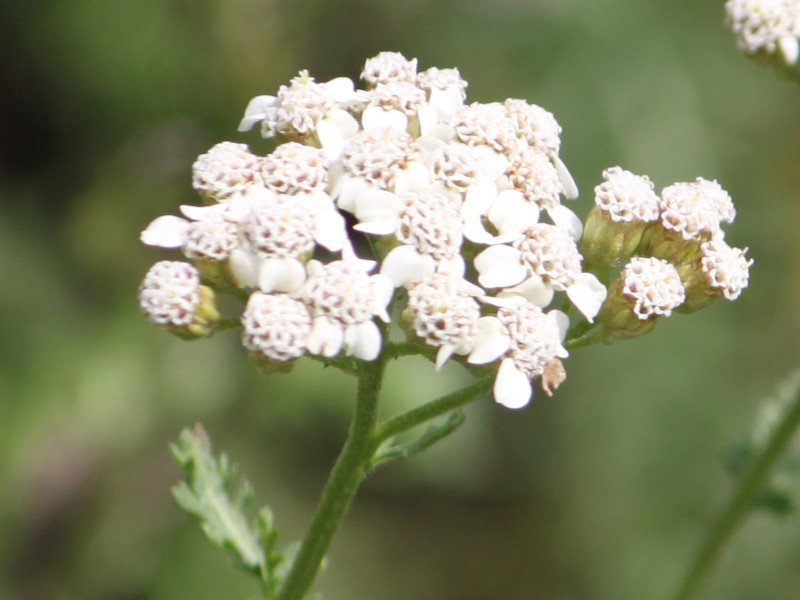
left=372, top=375, right=493, bottom=444
left=669, top=381, right=800, bottom=600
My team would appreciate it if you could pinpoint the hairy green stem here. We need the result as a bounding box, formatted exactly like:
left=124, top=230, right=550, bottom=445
left=275, top=357, right=386, bottom=600
left=669, top=382, right=800, bottom=600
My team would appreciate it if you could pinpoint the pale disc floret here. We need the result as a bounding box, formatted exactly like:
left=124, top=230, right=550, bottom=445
left=700, top=240, right=753, bottom=300
left=361, top=51, right=418, bottom=87
left=139, top=261, right=202, bottom=327
left=192, top=142, right=263, bottom=202
left=395, top=191, right=464, bottom=261
left=659, top=178, right=736, bottom=241
left=691, top=178, right=736, bottom=225
left=503, top=98, right=562, bottom=158
left=431, top=143, right=482, bottom=193
left=261, top=142, right=329, bottom=195
left=622, top=257, right=686, bottom=319
left=301, top=259, right=394, bottom=361
left=451, top=102, right=518, bottom=153
left=725, top=0, right=800, bottom=64
left=338, top=129, right=422, bottom=192
left=505, top=145, right=563, bottom=210
left=513, top=223, right=583, bottom=291
left=245, top=195, right=316, bottom=258
left=405, top=272, right=483, bottom=369
left=183, top=215, right=240, bottom=261
left=594, top=166, right=660, bottom=223
left=242, top=292, right=313, bottom=362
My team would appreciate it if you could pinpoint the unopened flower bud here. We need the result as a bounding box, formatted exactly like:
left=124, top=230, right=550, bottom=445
left=139, top=261, right=220, bottom=339
left=597, top=257, right=685, bottom=343
left=581, top=167, right=660, bottom=269
left=639, top=178, right=735, bottom=265
left=725, top=0, right=800, bottom=75
left=675, top=239, right=753, bottom=312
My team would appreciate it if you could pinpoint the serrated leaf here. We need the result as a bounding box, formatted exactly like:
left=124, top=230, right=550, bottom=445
left=171, top=424, right=265, bottom=573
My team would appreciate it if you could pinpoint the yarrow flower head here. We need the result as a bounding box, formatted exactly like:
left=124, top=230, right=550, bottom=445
left=139, top=51, right=751, bottom=410
left=139, top=261, right=219, bottom=338
left=581, top=166, right=661, bottom=268
left=598, top=257, right=686, bottom=342
left=725, top=0, right=800, bottom=69
left=192, top=142, right=264, bottom=202
left=242, top=292, right=312, bottom=363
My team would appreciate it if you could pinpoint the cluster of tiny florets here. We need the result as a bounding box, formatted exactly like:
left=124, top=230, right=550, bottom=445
left=138, top=51, right=751, bottom=409
left=725, top=0, right=800, bottom=69
left=582, top=166, right=751, bottom=339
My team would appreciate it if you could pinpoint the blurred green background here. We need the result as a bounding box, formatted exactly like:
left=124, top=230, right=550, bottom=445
left=2, top=1, right=800, bottom=599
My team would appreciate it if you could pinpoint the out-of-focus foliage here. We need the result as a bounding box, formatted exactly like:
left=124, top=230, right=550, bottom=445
left=2, top=1, right=800, bottom=599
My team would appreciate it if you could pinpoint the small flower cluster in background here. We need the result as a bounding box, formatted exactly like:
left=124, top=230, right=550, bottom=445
left=725, top=0, right=800, bottom=76
left=138, top=51, right=751, bottom=409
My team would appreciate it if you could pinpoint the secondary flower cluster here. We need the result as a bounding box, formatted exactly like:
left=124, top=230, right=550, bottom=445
left=138, top=51, right=750, bottom=409
left=725, top=0, right=800, bottom=73
left=581, top=167, right=752, bottom=343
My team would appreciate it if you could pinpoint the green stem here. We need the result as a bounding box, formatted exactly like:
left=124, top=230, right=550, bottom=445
left=275, top=356, right=386, bottom=600
left=372, top=375, right=493, bottom=444
left=565, top=326, right=604, bottom=350
left=669, top=382, right=800, bottom=600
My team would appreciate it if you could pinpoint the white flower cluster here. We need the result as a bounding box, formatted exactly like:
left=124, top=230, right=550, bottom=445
left=725, top=0, right=800, bottom=66
left=138, top=51, right=610, bottom=409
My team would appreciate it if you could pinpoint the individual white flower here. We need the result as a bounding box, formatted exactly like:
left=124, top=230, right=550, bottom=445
left=404, top=273, right=484, bottom=369
left=138, top=261, right=203, bottom=327
left=505, top=145, right=563, bottom=210
left=331, top=128, right=428, bottom=212
left=300, top=258, right=394, bottom=361
left=242, top=292, right=313, bottom=361
left=238, top=71, right=362, bottom=160
left=700, top=240, right=753, bottom=300
left=725, top=0, right=800, bottom=64
left=451, top=102, right=518, bottom=153
left=622, top=257, right=686, bottom=318
left=467, top=300, right=569, bottom=409
left=192, top=142, right=264, bottom=202
left=474, top=224, right=607, bottom=321
left=503, top=98, right=562, bottom=157
left=233, top=191, right=320, bottom=293
left=353, top=190, right=466, bottom=286
left=361, top=51, right=418, bottom=87
left=140, top=203, right=240, bottom=261
left=210, top=185, right=347, bottom=291
left=430, top=142, right=483, bottom=193
left=261, top=142, right=329, bottom=195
